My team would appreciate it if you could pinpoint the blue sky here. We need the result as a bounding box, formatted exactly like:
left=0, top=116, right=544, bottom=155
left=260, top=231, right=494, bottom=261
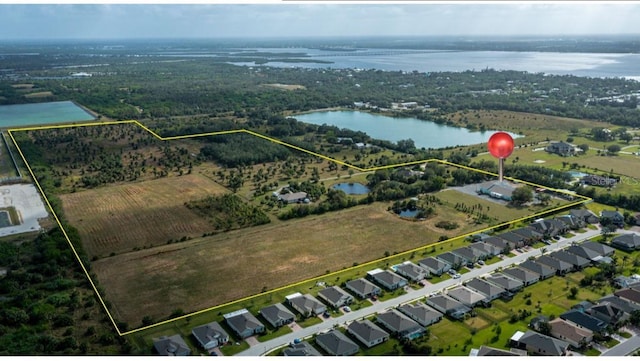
left=1, top=3, right=639, bottom=40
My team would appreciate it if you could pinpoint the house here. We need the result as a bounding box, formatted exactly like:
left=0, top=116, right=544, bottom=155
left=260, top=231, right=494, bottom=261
left=367, top=269, right=408, bottom=291
left=465, top=278, right=508, bottom=301
left=259, top=303, right=296, bottom=328
left=530, top=219, right=566, bottom=238
left=286, top=293, right=327, bottom=317
left=425, top=294, right=472, bottom=320
left=536, top=255, right=573, bottom=275
left=469, top=242, right=501, bottom=257
left=502, top=266, right=540, bottom=286
left=451, top=247, right=480, bottom=265
left=549, top=318, right=594, bottom=349
left=572, top=300, right=595, bottom=313
left=486, top=273, right=524, bottom=293
left=580, top=241, right=615, bottom=257
left=556, top=214, right=584, bottom=230
left=546, top=141, right=576, bottom=157
left=570, top=209, right=599, bottom=224
left=512, top=227, right=544, bottom=245
left=191, top=322, right=229, bottom=350
left=614, top=287, right=640, bottom=306
left=560, top=310, right=607, bottom=334
left=345, top=278, right=381, bottom=299
left=611, top=233, right=640, bottom=252
left=510, top=330, right=570, bottom=356
left=318, top=286, right=354, bottom=309
left=277, top=191, right=309, bottom=204
left=600, top=210, right=625, bottom=228
left=347, top=319, right=390, bottom=348
left=397, top=303, right=443, bottom=327
left=470, top=345, right=528, bottom=356
left=283, top=341, right=322, bottom=356
left=417, top=257, right=451, bottom=276
left=598, top=294, right=640, bottom=314
left=550, top=250, right=590, bottom=270
left=436, top=252, right=465, bottom=269
left=613, top=275, right=640, bottom=289
left=153, top=335, right=191, bottom=356
left=375, top=309, right=425, bottom=340
left=447, top=285, right=489, bottom=308
left=483, top=236, right=510, bottom=253
left=224, top=309, right=265, bottom=339
left=315, top=330, right=359, bottom=356
left=498, top=231, right=526, bottom=249
left=476, top=180, right=516, bottom=201
left=566, top=244, right=608, bottom=263
left=393, top=261, right=428, bottom=282
left=582, top=175, right=617, bottom=188
left=587, top=302, right=629, bottom=326
left=519, top=260, right=556, bottom=280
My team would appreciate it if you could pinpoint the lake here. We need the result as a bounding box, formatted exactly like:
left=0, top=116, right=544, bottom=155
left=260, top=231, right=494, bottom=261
left=294, top=111, right=521, bottom=149
left=331, top=182, right=370, bottom=195
left=224, top=48, right=640, bottom=80
left=0, top=101, right=96, bottom=128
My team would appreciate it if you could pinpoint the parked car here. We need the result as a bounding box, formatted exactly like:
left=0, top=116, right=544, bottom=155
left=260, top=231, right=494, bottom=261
left=478, top=260, right=485, bottom=265
left=452, top=274, right=461, bottom=279
left=343, top=306, right=351, bottom=313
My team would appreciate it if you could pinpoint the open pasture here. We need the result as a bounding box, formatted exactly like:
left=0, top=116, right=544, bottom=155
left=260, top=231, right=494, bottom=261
left=59, top=174, right=228, bottom=257
left=92, top=202, right=467, bottom=325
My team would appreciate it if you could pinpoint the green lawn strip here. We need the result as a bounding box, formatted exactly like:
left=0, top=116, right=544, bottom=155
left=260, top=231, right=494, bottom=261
left=604, top=338, right=620, bottom=348
left=297, top=316, right=324, bottom=328
left=484, top=256, right=502, bottom=265
left=427, top=317, right=476, bottom=355
left=219, top=340, right=250, bottom=355
left=377, top=288, right=407, bottom=302
left=349, top=299, right=373, bottom=312
left=619, top=331, right=632, bottom=339
left=257, top=324, right=292, bottom=342
left=584, top=348, right=602, bottom=356
left=354, top=336, right=403, bottom=356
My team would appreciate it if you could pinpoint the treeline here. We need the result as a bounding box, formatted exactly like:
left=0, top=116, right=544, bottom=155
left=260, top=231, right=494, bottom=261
left=366, top=164, right=448, bottom=201
left=185, top=194, right=270, bottom=231
left=576, top=187, right=640, bottom=213
left=200, top=133, right=292, bottom=168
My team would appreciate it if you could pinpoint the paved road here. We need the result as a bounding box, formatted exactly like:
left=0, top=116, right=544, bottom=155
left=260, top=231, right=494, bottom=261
left=237, top=228, right=603, bottom=356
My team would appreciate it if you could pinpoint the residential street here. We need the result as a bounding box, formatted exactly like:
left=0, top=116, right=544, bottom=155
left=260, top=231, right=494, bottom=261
left=237, top=227, right=603, bottom=356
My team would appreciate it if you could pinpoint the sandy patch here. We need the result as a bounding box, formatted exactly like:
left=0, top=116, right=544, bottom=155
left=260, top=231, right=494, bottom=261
left=533, top=159, right=546, bottom=163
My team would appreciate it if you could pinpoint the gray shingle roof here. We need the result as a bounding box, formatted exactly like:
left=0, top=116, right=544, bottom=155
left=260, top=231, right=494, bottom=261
left=395, top=262, right=428, bottom=280
left=519, top=260, right=556, bottom=278
left=376, top=309, right=422, bottom=333
left=519, top=330, right=569, bottom=356
left=153, top=335, right=191, bottom=356
left=283, top=341, right=322, bottom=356
left=417, top=257, right=448, bottom=271
left=579, top=241, right=615, bottom=256
left=347, top=319, right=389, bottom=344
left=315, top=330, right=359, bottom=356
left=550, top=250, right=591, bottom=267
left=224, top=309, right=264, bottom=336
left=318, top=286, right=352, bottom=306
left=259, top=303, right=295, bottom=327
left=191, top=322, right=228, bottom=349
left=486, top=273, right=524, bottom=291
left=447, top=285, right=488, bottom=306
left=345, top=278, right=380, bottom=297
left=465, top=278, right=507, bottom=298
left=536, top=255, right=573, bottom=272
left=397, top=303, right=443, bottom=326
left=503, top=266, right=540, bottom=283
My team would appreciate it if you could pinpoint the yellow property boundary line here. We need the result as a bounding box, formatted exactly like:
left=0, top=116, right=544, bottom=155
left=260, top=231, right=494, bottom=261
left=6, top=119, right=592, bottom=337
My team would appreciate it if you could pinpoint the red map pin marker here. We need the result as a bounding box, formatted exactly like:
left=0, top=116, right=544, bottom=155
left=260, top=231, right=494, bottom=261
left=487, top=132, right=514, bottom=182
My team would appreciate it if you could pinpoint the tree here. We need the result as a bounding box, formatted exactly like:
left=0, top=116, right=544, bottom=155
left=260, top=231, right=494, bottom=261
left=569, top=287, right=579, bottom=299
left=578, top=144, right=589, bottom=152
left=510, top=186, right=533, bottom=206
left=607, top=144, right=621, bottom=155
left=620, top=132, right=633, bottom=144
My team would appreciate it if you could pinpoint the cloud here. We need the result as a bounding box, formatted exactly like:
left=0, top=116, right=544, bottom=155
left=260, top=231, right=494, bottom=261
left=0, top=3, right=639, bottom=40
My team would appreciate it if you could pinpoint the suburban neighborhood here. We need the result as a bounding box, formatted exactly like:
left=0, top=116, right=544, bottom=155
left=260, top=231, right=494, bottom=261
left=151, top=207, right=640, bottom=356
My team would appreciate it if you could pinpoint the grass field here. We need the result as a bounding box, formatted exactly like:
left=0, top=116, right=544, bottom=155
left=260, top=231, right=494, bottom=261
left=60, top=174, right=229, bottom=257
left=91, top=201, right=481, bottom=326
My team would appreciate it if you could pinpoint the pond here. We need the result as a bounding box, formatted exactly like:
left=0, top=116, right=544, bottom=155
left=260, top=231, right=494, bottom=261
left=398, top=209, right=421, bottom=218
left=566, top=171, right=589, bottom=178
left=331, top=182, right=370, bottom=195
left=294, top=110, right=522, bottom=149
left=0, top=100, right=96, bottom=128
